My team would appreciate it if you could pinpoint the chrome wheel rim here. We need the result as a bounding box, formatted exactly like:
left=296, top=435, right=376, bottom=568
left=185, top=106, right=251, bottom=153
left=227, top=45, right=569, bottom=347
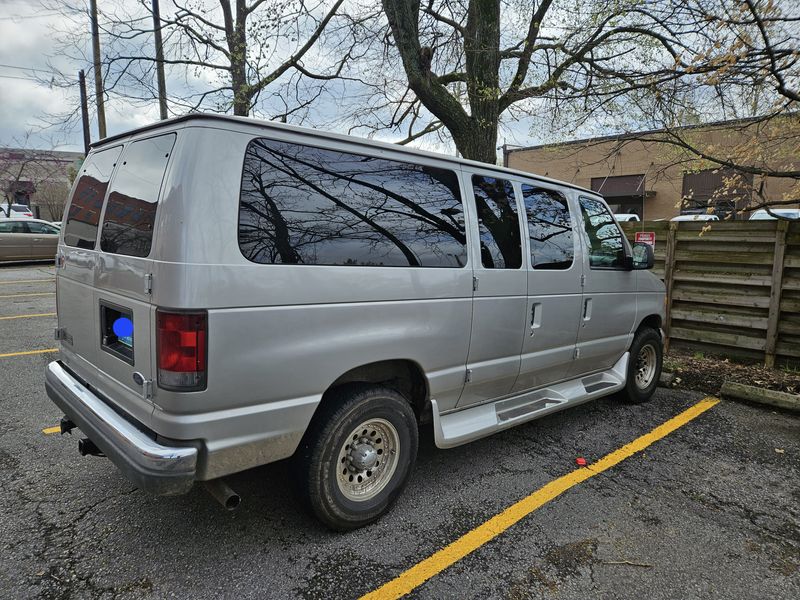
left=635, top=344, right=657, bottom=389
left=336, top=418, right=399, bottom=502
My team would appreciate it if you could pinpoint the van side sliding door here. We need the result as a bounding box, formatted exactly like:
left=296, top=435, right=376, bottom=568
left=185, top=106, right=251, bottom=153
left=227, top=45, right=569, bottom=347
left=570, top=195, right=637, bottom=376
left=457, top=170, right=527, bottom=408
left=513, top=184, right=582, bottom=392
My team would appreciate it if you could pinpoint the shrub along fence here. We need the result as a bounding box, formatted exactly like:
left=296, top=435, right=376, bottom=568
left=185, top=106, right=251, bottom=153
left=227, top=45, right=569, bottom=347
left=620, top=220, right=800, bottom=368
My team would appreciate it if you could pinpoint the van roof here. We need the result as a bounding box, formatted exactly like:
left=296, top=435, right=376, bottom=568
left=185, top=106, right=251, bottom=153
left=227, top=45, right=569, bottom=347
left=91, top=113, right=600, bottom=198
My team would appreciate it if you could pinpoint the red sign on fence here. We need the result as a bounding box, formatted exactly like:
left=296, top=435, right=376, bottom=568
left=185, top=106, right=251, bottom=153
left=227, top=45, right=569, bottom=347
left=635, top=231, right=656, bottom=248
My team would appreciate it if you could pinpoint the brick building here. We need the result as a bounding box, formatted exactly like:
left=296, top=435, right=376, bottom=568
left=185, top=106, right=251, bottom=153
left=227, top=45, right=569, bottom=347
left=1, top=148, right=84, bottom=220
left=504, top=116, right=798, bottom=220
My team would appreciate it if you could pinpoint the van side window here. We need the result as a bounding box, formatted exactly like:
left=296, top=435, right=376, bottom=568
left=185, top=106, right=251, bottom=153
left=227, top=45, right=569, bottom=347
left=100, top=133, right=176, bottom=258
left=471, top=175, right=521, bottom=269
left=64, top=146, right=122, bottom=249
left=522, top=185, right=574, bottom=270
left=578, top=196, right=626, bottom=269
left=238, top=138, right=467, bottom=267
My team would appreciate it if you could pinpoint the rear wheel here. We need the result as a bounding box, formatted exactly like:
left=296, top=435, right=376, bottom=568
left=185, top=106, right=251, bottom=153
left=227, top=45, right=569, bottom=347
left=294, top=384, right=418, bottom=530
left=623, top=328, right=663, bottom=404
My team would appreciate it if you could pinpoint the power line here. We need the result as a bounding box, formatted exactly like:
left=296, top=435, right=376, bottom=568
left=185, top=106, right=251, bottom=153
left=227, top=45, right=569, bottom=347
left=0, top=63, right=55, bottom=74
left=0, top=73, right=40, bottom=82
left=0, top=12, right=61, bottom=21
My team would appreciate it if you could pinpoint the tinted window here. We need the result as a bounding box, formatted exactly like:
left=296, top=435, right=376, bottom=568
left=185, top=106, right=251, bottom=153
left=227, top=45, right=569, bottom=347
left=238, top=139, right=467, bottom=267
left=100, top=134, right=175, bottom=258
left=471, top=176, right=521, bottom=269
left=579, top=196, right=626, bottom=268
left=64, top=146, right=121, bottom=249
left=0, top=221, right=19, bottom=233
left=522, top=185, right=574, bottom=270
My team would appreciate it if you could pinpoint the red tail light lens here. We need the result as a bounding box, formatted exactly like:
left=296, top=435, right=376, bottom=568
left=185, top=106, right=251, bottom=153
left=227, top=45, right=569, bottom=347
left=156, top=310, right=207, bottom=391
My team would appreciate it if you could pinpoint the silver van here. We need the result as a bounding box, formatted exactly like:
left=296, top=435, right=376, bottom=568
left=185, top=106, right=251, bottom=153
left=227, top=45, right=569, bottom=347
left=45, top=114, right=664, bottom=530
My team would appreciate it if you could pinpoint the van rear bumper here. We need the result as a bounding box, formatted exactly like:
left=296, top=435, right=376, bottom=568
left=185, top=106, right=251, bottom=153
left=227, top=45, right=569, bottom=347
left=45, top=360, right=197, bottom=496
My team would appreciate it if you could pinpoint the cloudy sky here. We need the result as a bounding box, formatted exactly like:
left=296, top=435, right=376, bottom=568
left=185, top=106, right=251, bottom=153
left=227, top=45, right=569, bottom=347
left=0, top=0, right=559, bottom=156
left=0, top=0, right=168, bottom=151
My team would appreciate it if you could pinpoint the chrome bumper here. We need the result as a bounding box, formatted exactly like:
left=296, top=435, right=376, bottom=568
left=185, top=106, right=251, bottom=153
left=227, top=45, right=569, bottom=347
left=45, top=360, right=197, bottom=495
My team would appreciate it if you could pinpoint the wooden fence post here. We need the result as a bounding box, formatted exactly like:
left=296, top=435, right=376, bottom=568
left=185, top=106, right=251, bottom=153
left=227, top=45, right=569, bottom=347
left=662, top=221, right=678, bottom=353
left=765, top=220, right=788, bottom=368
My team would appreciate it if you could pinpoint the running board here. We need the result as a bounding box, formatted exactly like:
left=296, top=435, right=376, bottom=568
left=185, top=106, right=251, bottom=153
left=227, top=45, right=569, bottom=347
left=432, top=353, right=628, bottom=449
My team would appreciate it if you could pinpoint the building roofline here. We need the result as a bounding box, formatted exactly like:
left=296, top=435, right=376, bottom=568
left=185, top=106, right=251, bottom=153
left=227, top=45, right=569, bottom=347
left=89, top=112, right=603, bottom=198
left=504, top=112, right=796, bottom=157
left=0, top=147, right=84, bottom=156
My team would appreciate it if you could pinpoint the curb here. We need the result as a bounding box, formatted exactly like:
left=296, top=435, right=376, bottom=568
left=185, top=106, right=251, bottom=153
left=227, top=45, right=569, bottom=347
left=720, top=381, right=800, bottom=413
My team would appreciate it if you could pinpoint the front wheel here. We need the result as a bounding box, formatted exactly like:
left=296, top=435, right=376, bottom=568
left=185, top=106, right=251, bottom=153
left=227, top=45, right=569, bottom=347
left=294, top=384, right=418, bottom=530
left=623, top=328, right=663, bottom=404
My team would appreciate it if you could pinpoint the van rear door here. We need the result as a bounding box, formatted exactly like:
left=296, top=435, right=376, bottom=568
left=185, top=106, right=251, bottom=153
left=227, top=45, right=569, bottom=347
left=58, top=134, right=176, bottom=425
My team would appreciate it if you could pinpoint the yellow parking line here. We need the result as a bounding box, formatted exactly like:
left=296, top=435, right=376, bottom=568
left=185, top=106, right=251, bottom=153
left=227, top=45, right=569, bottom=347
left=0, top=348, right=59, bottom=358
left=361, top=396, right=721, bottom=600
left=0, top=279, right=55, bottom=285
left=0, top=292, right=55, bottom=299
left=0, top=312, right=57, bottom=320
left=42, top=426, right=61, bottom=435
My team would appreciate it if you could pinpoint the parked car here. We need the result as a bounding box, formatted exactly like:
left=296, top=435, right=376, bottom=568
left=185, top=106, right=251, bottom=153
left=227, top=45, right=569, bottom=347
left=749, top=208, right=800, bottom=220
left=670, top=214, right=720, bottom=222
left=614, top=213, right=640, bottom=222
left=0, top=203, right=34, bottom=219
left=0, top=218, right=60, bottom=262
left=45, top=114, right=665, bottom=530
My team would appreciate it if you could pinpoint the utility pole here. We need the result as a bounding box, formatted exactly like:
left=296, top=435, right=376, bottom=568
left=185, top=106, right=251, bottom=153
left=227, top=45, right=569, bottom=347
left=79, top=70, right=91, bottom=155
left=152, top=0, right=168, bottom=119
left=90, top=0, right=107, bottom=138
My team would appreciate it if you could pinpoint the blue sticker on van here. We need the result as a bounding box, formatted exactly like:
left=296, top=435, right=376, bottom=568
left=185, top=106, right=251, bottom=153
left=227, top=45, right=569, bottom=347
left=113, top=317, right=133, bottom=339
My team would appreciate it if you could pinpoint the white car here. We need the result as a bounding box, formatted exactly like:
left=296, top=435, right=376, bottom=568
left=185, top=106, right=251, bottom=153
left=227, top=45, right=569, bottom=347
left=749, top=208, right=800, bottom=220
left=614, top=213, right=640, bottom=222
left=0, top=203, right=34, bottom=219
left=671, top=214, right=720, bottom=222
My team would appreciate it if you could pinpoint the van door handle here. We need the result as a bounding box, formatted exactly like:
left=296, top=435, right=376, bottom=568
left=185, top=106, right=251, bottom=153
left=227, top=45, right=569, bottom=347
left=583, top=298, right=593, bottom=321
left=530, top=303, right=542, bottom=336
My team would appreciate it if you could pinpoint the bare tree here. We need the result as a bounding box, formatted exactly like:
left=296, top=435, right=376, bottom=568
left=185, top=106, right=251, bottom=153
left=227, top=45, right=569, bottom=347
left=43, top=0, right=356, bottom=131
left=626, top=0, right=799, bottom=216
left=35, top=182, right=72, bottom=221
left=366, top=1, right=710, bottom=163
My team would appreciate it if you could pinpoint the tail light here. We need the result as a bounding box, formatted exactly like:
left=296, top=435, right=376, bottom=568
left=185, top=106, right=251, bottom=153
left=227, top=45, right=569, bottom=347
left=156, top=310, right=207, bottom=391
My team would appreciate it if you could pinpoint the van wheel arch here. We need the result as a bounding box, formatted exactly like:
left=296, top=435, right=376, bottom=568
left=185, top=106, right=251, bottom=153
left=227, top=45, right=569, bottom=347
left=637, top=314, right=662, bottom=335
left=319, top=359, right=430, bottom=424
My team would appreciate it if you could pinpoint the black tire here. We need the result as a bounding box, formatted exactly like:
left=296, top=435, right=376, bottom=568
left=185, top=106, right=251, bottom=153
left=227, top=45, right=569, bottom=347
left=623, top=327, right=663, bottom=404
left=293, top=384, right=418, bottom=531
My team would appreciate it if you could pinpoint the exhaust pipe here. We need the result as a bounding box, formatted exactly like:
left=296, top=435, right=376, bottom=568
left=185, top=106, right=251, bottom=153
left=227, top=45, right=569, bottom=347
left=202, top=479, right=241, bottom=511
left=60, top=416, right=76, bottom=435
left=78, top=438, right=105, bottom=457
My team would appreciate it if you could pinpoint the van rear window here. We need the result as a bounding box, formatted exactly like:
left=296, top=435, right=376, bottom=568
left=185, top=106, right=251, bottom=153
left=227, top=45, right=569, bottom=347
left=63, top=146, right=122, bottom=249
left=100, top=133, right=176, bottom=258
left=238, top=138, right=467, bottom=268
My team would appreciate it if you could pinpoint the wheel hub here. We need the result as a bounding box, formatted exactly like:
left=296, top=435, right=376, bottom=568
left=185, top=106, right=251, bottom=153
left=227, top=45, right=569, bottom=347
left=635, top=343, right=657, bottom=389
left=336, top=418, right=400, bottom=502
left=349, top=441, right=378, bottom=471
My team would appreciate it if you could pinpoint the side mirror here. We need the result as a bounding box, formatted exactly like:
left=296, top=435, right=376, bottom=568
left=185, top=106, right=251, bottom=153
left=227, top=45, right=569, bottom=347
left=630, top=242, right=654, bottom=270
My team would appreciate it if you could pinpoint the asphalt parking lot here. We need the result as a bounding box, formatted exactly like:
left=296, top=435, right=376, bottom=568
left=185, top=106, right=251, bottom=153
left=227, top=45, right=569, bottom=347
left=1, top=263, right=798, bottom=600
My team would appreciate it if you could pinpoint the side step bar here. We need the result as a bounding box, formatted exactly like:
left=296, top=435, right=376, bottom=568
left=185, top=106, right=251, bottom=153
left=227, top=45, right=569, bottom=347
left=432, top=353, right=628, bottom=449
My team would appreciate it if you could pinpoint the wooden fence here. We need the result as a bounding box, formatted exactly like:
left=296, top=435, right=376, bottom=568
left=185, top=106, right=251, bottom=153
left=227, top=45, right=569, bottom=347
left=620, top=220, right=800, bottom=367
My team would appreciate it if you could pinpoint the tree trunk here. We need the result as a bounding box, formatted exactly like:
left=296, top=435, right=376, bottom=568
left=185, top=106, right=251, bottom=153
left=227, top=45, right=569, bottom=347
left=460, top=0, right=501, bottom=163
left=453, top=120, right=499, bottom=163
left=221, top=0, right=250, bottom=116
left=383, top=0, right=502, bottom=164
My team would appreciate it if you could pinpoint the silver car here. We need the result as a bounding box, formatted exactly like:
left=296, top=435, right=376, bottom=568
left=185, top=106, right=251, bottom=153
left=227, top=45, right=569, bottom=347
left=0, top=218, right=60, bottom=262
left=45, top=114, right=664, bottom=529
